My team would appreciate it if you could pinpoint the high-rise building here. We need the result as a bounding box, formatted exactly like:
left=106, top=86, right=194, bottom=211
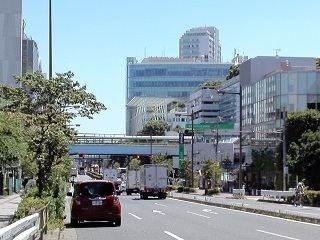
left=22, top=36, right=42, bottom=77
left=0, top=0, right=23, bottom=87
left=125, top=57, right=231, bottom=135
left=179, top=27, right=221, bottom=63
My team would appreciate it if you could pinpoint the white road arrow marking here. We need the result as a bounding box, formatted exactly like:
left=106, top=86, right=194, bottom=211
left=155, top=203, right=167, bottom=207
left=128, top=212, right=142, bottom=219
left=187, top=211, right=211, bottom=218
left=202, top=209, right=218, bottom=214
left=164, top=231, right=184, bottom=240
left=153, top=210, right=165, bottom=215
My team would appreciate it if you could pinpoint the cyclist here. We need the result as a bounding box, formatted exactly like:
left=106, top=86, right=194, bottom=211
left=294, top=182, right=304, bottom=207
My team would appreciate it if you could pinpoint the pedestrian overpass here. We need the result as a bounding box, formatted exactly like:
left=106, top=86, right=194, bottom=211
left=68, top=133, right=191, bottom=157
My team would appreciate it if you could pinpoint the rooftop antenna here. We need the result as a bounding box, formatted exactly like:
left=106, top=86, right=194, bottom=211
left=273, top=49, right=281, bottom=58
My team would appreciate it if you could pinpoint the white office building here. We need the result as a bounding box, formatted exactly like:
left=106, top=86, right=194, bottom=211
left=179, top=27, right=221, bottom=63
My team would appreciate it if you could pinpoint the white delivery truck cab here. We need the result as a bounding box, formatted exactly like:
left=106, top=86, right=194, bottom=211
left=126, top=169, right=140, bottom=195
left=139, top=164, right=168, bottom=199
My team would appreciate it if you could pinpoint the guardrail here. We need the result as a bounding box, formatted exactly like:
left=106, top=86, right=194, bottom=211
left=232, top=188, right=245, bottom=198
left=0, top=203, right=49, bottom=240
left=261, top=189, right=295, bottom=201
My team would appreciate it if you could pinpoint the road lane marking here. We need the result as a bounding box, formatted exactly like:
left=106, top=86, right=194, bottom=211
left=257, top=230, right=301, bottom=240
left=169, top=198, right=320, bottom=226
left=153, top=210, right=165, bottom=215
left=187, top=211, right=211, bottom=218
left=128, top=212, right=142, bottom=219
left=284, top=210, right=319, bottom=216
left=202, top=209, right=218, bottom=214
left=155, top=203, right=167, bottom=207
left=229, top=202, right=249, bottom=206
left=164, top=231, right=184, bottom=240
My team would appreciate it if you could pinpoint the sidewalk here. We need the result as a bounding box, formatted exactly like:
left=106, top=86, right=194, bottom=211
left=0, top=193, right=76, bottom=240
left=0, top=193, right=22, bottom=229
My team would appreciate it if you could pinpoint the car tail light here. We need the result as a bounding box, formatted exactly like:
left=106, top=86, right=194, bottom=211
left=113, top=196, right=120, bottom=205
left=162, top=189, right=167, bottom=193
left=75, top=196, right=81, bottom=205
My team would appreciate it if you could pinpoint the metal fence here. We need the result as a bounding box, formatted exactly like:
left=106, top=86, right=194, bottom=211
left=0, top=203, right=49, bottom=240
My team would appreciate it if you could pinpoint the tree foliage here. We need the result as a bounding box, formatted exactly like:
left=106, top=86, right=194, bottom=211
left=285, top=109, right=320, bottom=189
left=140, top=120, right=169, bottom=136
left=226, top=65, right=240, bottom=80
left=251, top=148, right=276, bottom=189
left=0, top=112, right=28, bottom=167
left=151, top=152, right=173, bottom=171
left=316, top=58, right=320, bottom=68
left=199, top=80, right=223, bottom=89
left=0, top=71, right=107, bottom=197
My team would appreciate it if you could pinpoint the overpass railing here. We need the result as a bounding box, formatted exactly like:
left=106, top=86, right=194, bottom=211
left=76, top=133, right=191, bottom=145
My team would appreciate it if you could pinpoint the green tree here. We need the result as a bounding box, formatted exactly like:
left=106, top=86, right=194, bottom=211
left=179, top=157, right=192, bottom=186
left=0, top=71, right=106, bottom=198
left=0, top=112, right=27, bottom=167
left=287, top=130, right=320, bottom=190
left=226, top=65, right=240, bottom=80
left=199, top=80, right=223, bottom=89
left=251, top=148, right=276, bottom=189
left=141, top=120, right=169, bottom=136
left=128, top=158, right=141, bottom=170
left=151, top=152, right=173, bottom=171
left=285, top=109, right=320, bottom=188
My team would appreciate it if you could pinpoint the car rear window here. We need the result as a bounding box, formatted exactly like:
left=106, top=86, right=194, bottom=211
left=79, top=182, right=115, bottom=196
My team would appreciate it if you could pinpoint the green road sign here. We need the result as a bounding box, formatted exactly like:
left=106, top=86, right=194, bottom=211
left=179, top=145, right=184, bottom=168
left=185, top=123, right=234, bottom=129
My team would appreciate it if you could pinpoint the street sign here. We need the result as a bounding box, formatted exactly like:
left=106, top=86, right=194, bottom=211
left=185, top=123, right=234, bottom=129
left=179, top=145, right=184, bottom=169
left=179, top=132, right=184, bottom=144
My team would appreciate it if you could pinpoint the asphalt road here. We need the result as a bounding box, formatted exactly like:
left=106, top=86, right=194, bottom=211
left=62, top=174, right=320, bottom=240
left=64, top=194, right=319, bottom=240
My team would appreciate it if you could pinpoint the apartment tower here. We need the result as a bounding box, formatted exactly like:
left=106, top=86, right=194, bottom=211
left=179, top=27, right=221, bottom=63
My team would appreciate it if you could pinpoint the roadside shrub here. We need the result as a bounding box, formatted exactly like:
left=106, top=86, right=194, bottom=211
left=10, top=196, right=48, bottom=224
left=304, top=190, right=320, bottom=206
left=168, top=185, right=179, bottom=191
left=205, top=188, right=220, bottom=196
left=177, top=186, right=184, bottom=192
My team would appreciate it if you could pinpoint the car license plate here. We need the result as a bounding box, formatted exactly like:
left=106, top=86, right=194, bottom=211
left=92, top=200, right=102, bottom=206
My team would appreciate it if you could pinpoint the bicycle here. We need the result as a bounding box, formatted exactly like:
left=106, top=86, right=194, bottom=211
left=294, top=192, right=304, bottom=207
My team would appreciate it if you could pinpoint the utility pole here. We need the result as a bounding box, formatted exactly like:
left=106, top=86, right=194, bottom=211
left=283, top=107, right=286, bottom=191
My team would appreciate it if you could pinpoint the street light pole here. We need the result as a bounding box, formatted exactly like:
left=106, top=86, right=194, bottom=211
left=239, top=85, right=243, bottom=190
left=191, top=109, right=194, bottom=188
left=49, top=0, right=52, bottom=80
left=282, top=107, right=286, bottom=191
left=217, top=85, right=243, bottom=190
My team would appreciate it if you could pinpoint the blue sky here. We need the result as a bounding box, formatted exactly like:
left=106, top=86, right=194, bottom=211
left=22, top=0, right=320, bottom=134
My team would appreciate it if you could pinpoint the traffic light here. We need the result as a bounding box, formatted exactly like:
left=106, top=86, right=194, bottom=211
left=136, top=155, right=140, bottom=159
left=79, top=154, right=85, bottom=159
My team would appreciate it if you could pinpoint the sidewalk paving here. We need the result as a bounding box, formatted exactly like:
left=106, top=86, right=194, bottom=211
left=0, top=193, right=22, bottom=229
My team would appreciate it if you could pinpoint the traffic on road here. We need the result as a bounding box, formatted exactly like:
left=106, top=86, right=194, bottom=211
left=64, top=173, right=320, bottom=240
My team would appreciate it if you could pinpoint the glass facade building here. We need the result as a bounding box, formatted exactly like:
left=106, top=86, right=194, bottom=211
left=126, top=57, right=231, bottom=135
left=0, top=0, right=23, bottom=87
left=22, top=37, right=42, bottom=77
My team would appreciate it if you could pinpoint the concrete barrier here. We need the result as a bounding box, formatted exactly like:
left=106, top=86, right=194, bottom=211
left=232, top=188, right=245, bottom=198
left=261, top=189, right=295, bottom=201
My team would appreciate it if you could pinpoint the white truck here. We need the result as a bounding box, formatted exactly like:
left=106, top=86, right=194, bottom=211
left=126, top=169, right=140, bottom=195
left=102, top=168, right=123, bottom=195
left=139, top=164, right=168, bottom=199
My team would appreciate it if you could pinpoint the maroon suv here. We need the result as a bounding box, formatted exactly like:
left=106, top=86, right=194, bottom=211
left=69, top=180, right=121, bottom=227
